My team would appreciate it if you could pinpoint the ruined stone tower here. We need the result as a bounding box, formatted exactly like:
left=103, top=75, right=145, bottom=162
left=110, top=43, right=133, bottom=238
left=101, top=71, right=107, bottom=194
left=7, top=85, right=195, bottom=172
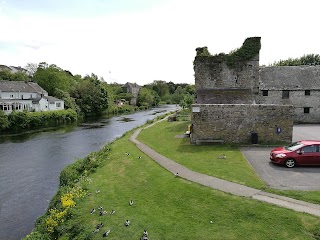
left=194, top=37, right=261, bottom=104
left=191, top=37, right=293, bottom=144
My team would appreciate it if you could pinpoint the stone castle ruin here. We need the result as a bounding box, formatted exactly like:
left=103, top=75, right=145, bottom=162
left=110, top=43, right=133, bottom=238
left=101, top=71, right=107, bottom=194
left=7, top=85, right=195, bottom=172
left=191, top=37, right=294, bottom=144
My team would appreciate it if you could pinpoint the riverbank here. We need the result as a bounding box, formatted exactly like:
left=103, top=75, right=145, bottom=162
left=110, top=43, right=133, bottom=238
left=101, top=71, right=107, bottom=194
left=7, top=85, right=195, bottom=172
left=0, top=105, right=179, bottom=240
left=25, top=117, right=320, bottom=239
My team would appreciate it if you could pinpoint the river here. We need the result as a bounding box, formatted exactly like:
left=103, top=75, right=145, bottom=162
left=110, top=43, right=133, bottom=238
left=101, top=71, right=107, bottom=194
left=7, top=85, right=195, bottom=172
left=0, top=105, right=179, bottom=240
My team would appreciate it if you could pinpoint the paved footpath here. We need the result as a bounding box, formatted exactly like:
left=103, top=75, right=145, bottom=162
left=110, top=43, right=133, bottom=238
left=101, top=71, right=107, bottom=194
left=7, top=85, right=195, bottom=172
left=130, top=125, right=320, bottom=217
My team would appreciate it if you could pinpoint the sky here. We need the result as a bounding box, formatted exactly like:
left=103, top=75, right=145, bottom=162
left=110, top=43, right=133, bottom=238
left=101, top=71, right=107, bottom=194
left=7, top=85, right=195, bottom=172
left=0, top=0, right=319, bottom=85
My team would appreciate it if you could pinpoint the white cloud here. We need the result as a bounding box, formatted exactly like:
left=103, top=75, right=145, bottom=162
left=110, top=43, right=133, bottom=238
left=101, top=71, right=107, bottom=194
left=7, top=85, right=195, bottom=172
left=0, top=0, right=320, bottom=85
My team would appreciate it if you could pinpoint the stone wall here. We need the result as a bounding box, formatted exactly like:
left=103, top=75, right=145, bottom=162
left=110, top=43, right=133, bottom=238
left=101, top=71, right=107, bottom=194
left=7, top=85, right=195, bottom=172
left=191, top=104, right=294, bottom=144
left=257, top=90, right=320, bottom=123
left=194, top=37, right=261, bottom=104
left=258, top=65, right=320, bottom=123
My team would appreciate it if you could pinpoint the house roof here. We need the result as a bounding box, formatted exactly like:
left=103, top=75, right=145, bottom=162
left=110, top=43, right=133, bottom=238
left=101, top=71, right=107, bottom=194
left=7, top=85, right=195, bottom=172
left=122, top=82, right=141, bottom=88
left=0, top=81, right=47, bottom=93
left=259, top=66, right=320, bottom=90
left=0, top=65, right=12, bottom=71
left=44, top=96, right=63, bottom=102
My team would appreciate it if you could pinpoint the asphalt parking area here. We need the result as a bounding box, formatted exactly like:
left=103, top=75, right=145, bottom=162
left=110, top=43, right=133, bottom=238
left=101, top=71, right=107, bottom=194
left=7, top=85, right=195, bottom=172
left=240, top=124, right=320, bottom=191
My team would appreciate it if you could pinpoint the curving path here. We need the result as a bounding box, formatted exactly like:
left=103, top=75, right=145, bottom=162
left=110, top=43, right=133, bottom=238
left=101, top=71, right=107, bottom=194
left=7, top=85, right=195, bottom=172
left=129, top=123, right=320, bottom=217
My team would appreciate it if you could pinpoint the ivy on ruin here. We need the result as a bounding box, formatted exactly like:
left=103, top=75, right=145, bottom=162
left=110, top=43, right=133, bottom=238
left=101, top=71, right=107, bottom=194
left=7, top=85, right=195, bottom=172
left=194, top=37, right=261, bottom=68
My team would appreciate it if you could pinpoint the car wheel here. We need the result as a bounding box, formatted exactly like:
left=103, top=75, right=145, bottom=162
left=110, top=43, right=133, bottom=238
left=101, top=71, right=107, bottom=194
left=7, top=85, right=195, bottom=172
left=285, top=159, right=296, bottom=168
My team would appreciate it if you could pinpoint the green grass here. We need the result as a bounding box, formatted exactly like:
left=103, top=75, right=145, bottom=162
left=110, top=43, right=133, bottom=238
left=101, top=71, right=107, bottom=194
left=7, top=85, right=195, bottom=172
left=138, top=121, right=266, bottom=189
left=138, top=120, right=320, bottom=205
left=57, top=131, right=320, bottom=239
left=27, top=118, right=320, bottom=239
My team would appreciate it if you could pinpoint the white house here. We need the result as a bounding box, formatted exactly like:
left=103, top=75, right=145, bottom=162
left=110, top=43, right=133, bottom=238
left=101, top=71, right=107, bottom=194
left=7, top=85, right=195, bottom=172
left=0, top=81, right=64, bottom=114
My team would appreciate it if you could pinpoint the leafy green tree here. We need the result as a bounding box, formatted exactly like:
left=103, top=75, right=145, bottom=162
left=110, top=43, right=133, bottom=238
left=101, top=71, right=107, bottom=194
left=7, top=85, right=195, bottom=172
left=0, top=70, right=29, bottom=81
left=34, top=63, right=75, bottom=96
left=54, top=89, right=81, bottom=114
left=167, top=81, right=176, bottom=94
left=0, top=110, right=9, bottom=132
left=116, top=92, right=133, bottom=102
left=70, top=74, right=108, bottom=117
left=171, top=86, right=185, bottom=104
left=137, top=87, right=155, bottom=107
left=180, top=94, right=194, bottom=108
left=271, top=54, right=320, bottom=66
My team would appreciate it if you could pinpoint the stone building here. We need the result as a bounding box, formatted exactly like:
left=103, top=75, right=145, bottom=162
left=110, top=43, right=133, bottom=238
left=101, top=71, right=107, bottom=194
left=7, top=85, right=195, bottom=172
left=191, top=37, right=294, bottom=144
left=257, top=66, right=320, bottom=123
left=122, top=82, right=141, bottom=105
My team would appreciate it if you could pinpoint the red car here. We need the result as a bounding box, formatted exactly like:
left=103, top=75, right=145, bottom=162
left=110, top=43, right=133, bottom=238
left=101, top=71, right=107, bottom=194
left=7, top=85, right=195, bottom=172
left=270, top=140, right=320, bottom=168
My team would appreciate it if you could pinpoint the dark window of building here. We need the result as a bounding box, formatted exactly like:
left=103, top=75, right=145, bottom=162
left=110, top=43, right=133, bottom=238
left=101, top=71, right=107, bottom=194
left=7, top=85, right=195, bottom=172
left=282, top=90, right=289, bottom=99
left=304, top=107, right=310, bottom=113
left=305, top=90, right=310, bottom=96
left=262, top=90, right=268, bottom=96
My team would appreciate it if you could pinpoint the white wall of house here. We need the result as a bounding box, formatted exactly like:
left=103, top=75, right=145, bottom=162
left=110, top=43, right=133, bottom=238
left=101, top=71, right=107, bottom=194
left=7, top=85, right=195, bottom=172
left=0, top=99, right=33, bottom=114
left=38, top=98, right=49, bottom=111
left=48, top=100, right=64, bottom=110
left=1, top=91, right=34, bottom=100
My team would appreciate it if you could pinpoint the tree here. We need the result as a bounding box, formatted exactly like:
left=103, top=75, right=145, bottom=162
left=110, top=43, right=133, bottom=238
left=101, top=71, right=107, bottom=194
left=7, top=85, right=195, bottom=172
left=171, top=86, right=185, bottom=104
left=54, top=89, right=81, bottom=114
left=0, top=70, right=29, bottom=81
left=137, top=87, right=155, bottom=107
left=271, top=54, right=320, bottom=66
left=25, top=63, right=38, bottom=77
left=70, top=74, right=108, bottom=117
left=150, top=80, right=169, bottom=99
left=0, top=110, right=9, bottom=132
left=33, top=63, right=75, bottom=96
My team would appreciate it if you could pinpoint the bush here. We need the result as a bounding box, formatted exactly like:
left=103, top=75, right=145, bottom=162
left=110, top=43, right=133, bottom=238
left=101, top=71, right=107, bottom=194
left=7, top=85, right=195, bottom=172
left=4, top=109, right=77, bottom=133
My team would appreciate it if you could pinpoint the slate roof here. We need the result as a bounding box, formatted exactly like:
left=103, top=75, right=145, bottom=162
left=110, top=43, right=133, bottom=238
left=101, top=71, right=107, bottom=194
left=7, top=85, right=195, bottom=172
left=44, top=96, right=62, bottom=102
left=0, top=81, right=47, bottom=93
left=259, top=66, right=320, bottom=90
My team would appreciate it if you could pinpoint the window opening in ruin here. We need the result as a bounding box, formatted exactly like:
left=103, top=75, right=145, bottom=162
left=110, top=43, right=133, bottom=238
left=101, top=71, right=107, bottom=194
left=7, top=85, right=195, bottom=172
left=282, top=90, right=289, bottom=99
left=262, top=90, right=268, bottom=96
left=305, top=90, right=310, bottom=96
left=304, top=107, right=310, bottom=114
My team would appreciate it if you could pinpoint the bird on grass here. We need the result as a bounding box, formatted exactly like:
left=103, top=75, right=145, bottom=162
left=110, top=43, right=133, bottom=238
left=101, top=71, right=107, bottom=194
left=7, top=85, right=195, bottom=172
left=102, top=229, right=110, bottom=237
left=125, top=152, right=130, bottom=156
left=174, top=172, right=179, bottom=177
left=98, top=206, right=103, bottom=210
left=96, top=190, right=101, bottom=194
left=90, top=208, right=96, bottom=214
left=129, top=200, right=133, bottom=206
left=217, top=154, right=227, bottom=159
left=100, top=211, right=107, bottom=216
left=96, top=223, right=104, bottom=230
left=138, top=156, right=142, bottom=159
left=143, top=230, right=148, bottom=236
left=110, top=210, right=115, bottom=215
left=125, top=220, right=130, bottom=226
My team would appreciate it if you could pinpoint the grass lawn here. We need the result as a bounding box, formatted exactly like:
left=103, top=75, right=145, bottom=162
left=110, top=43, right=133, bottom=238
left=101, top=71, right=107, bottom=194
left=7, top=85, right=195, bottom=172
left=138, top=120, right=266, bottom=189
left=57, top=129, right=320, bottom=239
left=137, top=119, right=320, bottom=205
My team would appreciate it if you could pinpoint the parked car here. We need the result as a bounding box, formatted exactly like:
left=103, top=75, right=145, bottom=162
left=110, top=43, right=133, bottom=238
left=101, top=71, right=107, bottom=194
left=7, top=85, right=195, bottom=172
left=270, top=140, right=320, bottom=168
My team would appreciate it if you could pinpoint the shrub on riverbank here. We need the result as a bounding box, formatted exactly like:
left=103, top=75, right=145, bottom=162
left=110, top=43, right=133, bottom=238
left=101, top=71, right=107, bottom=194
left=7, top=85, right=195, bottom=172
left=1, top=109, right=77, bottom=133
left=25, top=144, right=111, bottom=239
left=107, top=104, right=139, bottom=115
